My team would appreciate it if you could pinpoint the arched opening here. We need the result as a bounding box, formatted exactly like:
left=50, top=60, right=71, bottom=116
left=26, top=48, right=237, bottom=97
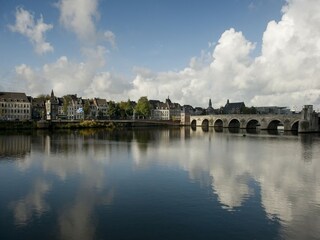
left=291, top=121, right=299, bottom=131
left=202, top=119, right=209, bottom=132
left=228, top=119, right=240, bottom=128
left=267, top=120, right=283, bottom=130
left=246, top=119, right=260, bottom=129
left=202, top=119, right=209, bottom=128
left=191, top=120, right=197, bottom=128
left=214, top=119, right=223, bottom=127
left=214, top=119, right=223, bottom=132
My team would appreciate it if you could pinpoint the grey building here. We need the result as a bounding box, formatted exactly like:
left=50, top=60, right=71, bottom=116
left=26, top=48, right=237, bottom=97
left=223, top=99, right=245, bottom=114
left=0, top=92, right=31, bottom=120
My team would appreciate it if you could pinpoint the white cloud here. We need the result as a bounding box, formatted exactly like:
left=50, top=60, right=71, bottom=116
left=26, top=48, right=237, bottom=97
left=9, top=7, right=54, bottom=55
left=127, top=0, right=320, bottom=109
left=127, top=28, right=256, bottom=106
left=104, top=31, right=116, bottom=48
left=57, top=0, right=116, bottom=47
left=57, top=0, right=98, bottom=42
left=14, top=45, right=131, bottom=99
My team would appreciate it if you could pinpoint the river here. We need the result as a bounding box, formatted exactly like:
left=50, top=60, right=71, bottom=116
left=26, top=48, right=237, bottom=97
left=0, top=127, right=319, bottom=240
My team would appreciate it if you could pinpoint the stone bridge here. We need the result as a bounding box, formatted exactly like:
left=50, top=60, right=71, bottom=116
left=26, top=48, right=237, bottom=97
left=189, top=114, right=301, bottom=131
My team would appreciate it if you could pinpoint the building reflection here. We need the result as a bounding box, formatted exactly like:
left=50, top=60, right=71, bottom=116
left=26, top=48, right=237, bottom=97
left=0, top=134, right=31, bottom=157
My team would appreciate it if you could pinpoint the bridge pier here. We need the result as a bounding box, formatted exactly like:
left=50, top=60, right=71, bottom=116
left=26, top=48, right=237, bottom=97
left=298, top=105, right=319, bottom=133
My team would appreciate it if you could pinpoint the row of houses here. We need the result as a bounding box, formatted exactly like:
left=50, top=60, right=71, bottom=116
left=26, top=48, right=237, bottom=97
left=0, top=91, right=108, bottom=121
left=0, top=91, right=293, bottom=121
left=46, top=90, right=108, bottom=120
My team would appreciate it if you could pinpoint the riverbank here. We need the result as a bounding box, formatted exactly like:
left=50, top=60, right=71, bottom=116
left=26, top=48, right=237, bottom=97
left=0, top=119, right=180, bottom=130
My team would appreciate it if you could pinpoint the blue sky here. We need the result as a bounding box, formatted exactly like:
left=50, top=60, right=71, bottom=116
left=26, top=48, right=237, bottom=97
left=1, top=0, right=320, bottom=110
left=1, top=0, right=284, bottom=72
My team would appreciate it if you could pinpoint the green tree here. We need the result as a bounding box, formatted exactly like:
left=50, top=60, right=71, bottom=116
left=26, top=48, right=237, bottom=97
left=83, top=100, right=91, bottom=119
left=63, top=95, right=72, bottom=115
left=119, top=99, right=133, bottom=119
left=135, top=97, right=151, bottom=118
left=107, top=101, right=120, bottom=119
left=97, top=110, right=104, bottom=120
left=36, top=94, right=50, bottom=101
left=242, top=106, right=257, bottom=114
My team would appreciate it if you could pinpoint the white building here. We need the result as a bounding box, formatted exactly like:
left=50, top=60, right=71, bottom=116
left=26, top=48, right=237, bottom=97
left=93, top=98, right=108, bottom=119
left=0, top=92, right=31, bottom=120
left=151, top=98, right=181, bottom=121
left=64, top=95, right=84, bottom=120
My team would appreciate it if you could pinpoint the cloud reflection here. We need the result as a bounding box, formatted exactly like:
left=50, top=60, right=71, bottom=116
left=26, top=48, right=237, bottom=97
left=11, top=179, right=51, bottom=225
left=130, top=128, right=320, bottom=238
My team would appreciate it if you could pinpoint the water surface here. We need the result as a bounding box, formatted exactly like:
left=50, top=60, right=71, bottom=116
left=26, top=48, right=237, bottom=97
left=0, top=128, right=319, bottom=240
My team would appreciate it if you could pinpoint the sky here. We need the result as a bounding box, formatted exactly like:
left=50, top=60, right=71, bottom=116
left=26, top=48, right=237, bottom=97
left=1, top=0, right=320, bottom=111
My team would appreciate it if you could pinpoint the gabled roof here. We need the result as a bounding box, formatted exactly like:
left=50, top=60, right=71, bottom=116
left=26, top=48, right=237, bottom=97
left=149, top=100, right=161, bottom=108
left=94, top=98, right=107, bottom=106
left=0, top=92, right=29, bottom=102
left=31, top=97, right=46, bottom=106
left=224, top=100, right=245, bottom=113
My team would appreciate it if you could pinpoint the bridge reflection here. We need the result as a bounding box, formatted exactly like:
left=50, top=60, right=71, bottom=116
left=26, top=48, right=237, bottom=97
left=191, top=125, right=298, bottom=136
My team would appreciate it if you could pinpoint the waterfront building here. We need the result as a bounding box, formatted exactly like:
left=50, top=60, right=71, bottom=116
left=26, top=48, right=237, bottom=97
left=30, top=97, right=46, bottom=120
left=223, top=99, right=245, bottom=114
left=0, top=92, right=31, bottom=120
left=45, top=91, right=85, bottom=120
left=194, top=107, right=205, bottom=115
left=151, top=97, right=182, bottom=121
left=93, top=98, right=108, bottom=119
left=64, top=94, right=84, bottom=120
left=167, top=98, right=182, bottom=121
left=182, top=105, right=194, bottom=115
left=150, top=100, right=169, bottom=120
left=56, top=97, right=65, bottom=119
left=255, top=106, right=291, bottom=115
left=206, top=99, right=214, bottom=115
left=45, top=90, right=60, bottom=120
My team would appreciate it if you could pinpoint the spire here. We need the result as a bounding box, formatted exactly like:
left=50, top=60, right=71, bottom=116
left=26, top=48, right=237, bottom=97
left=51, top=89, right=54, bottom=98
left=166, top=96, right=171, bottom=104
left=209, top=99, right=212, bottom=108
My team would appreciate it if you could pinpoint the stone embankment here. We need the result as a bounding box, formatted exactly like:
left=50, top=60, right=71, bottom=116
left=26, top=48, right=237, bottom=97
left=0, top=119, right=179, bottom=130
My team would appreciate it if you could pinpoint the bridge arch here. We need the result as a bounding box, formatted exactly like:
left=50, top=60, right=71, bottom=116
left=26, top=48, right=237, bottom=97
left=267, top=119, right=283, bottom=130
left=246, top=119, right=260, bottom=129
left=214, top=119, right=223, bottom=127
left=191, top=119, right=197, bottom=127
left=228, top=119, right=240, bottom=128
left=291, top=121, right=299, bottom=131
left=202, top=119, right=209, bottom=128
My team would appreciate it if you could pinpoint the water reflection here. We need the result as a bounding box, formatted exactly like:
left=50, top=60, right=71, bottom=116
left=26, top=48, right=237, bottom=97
left=0, top=134, right=31, bottom=158
left=11, top=179, right=51, bottom=226
left=0, top=128, right=319, bottom=239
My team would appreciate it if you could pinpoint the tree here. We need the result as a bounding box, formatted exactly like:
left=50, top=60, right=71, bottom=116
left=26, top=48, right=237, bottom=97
left=242, top=106, right=257, bottom=114
left=135, top=97, right=151, bottom=118
left=36, top=94, right=50, bottom=101
left=107, top=101, right=120, bottom=119
left=83, top=100, right=91, bottom=119
left=119, top=99, right=133, bottom=119
left=63, top=95, right=72, bottom=115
